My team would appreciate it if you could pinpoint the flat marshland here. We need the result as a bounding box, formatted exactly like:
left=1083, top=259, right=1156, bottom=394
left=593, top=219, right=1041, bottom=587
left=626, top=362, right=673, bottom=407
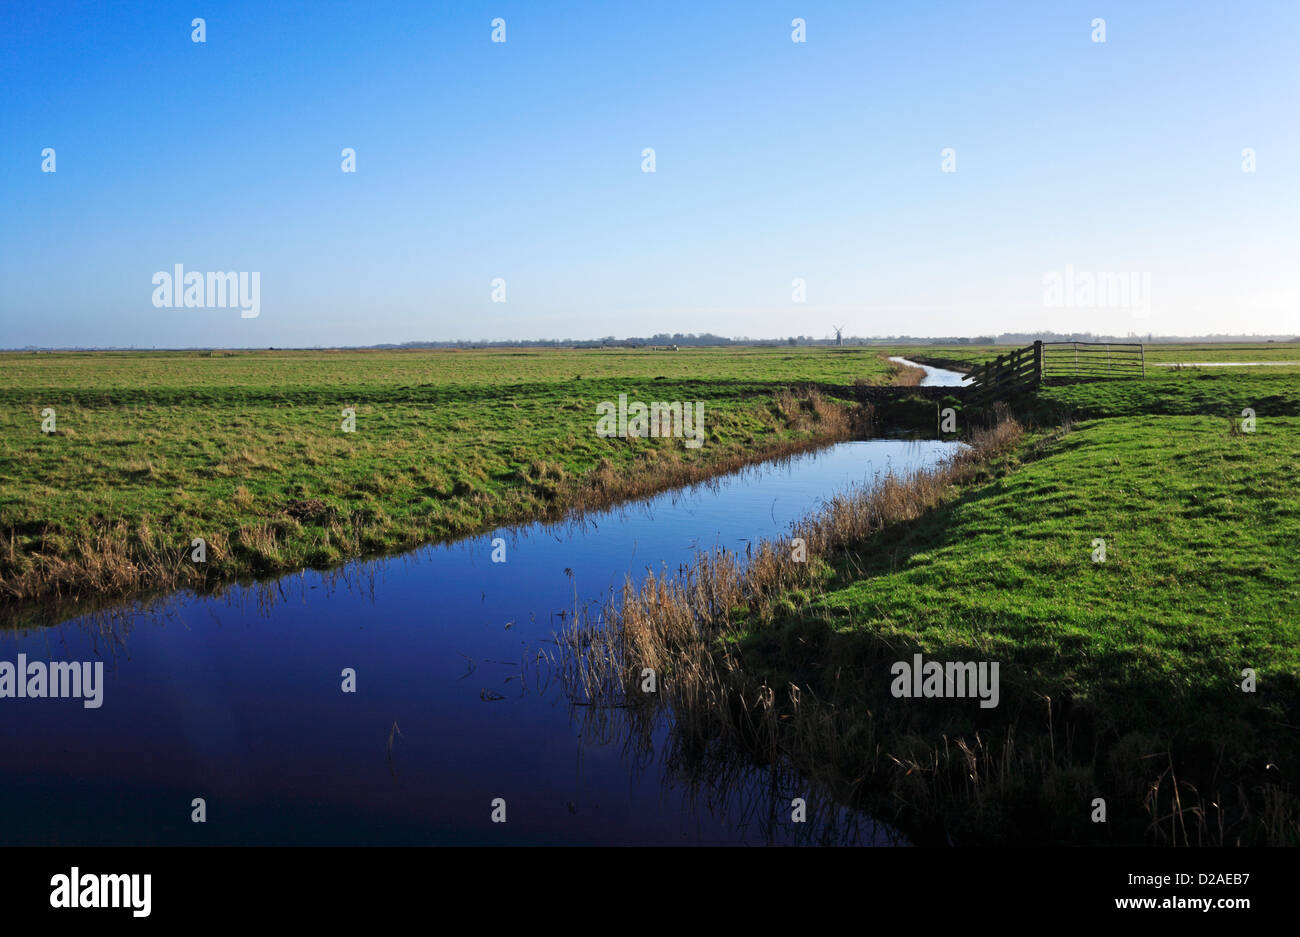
left=564, top=345, right=1300, bottom=845
left=4, top=342, right=1297, bottom=845
left=0, top=346, right=895, bottom=619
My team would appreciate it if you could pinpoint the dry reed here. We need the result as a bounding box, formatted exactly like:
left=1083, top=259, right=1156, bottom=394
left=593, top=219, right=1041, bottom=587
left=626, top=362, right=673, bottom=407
left=558, top=418, right=1299, bottom=845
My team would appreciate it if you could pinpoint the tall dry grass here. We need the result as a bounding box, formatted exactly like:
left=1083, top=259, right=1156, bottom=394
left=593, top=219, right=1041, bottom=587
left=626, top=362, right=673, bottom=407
left=0, top=388, right=871, bottom=625
left=563, top=419, right=1023, bottom=701
left=569, top=389, right=871, bottom=519
left=559, top=415, right=1298, bottom=844
left=883, top=356, right=926, bottom=386
left=561, top=420, right=1022, bottom=736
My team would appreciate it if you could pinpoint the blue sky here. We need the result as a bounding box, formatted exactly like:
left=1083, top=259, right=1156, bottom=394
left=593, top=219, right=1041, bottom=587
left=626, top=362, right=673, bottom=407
left=2, top=1, right=1297, bottom=347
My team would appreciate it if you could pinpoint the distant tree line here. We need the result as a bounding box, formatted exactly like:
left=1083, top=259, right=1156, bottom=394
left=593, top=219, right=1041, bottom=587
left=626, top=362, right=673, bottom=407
left=366, top=330, right=1297, bottom=350
left=13, top=331, right=1297, bottom=353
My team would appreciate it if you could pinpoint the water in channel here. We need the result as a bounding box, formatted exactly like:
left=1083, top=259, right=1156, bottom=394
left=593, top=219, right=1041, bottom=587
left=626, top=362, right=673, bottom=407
left=1, top=365, right=970, bottom=845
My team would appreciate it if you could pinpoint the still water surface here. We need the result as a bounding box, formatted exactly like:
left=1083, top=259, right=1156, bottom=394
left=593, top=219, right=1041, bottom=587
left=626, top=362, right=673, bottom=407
left=888, top=356, right=973, bottom=387
left=2, top=380, right=968, bottom=845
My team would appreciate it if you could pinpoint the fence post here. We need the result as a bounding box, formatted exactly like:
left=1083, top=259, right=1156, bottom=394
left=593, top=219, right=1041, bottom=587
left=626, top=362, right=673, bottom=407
left=1034, top=340, right=1043, bottom=382
left=1140, top=343, right=1146, bottom=377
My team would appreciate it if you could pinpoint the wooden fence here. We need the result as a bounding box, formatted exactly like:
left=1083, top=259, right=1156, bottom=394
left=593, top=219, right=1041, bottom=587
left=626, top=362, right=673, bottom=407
left=1040, top=341, right=1145, bottom=379
left=966, top=340, right=1145, bottom=404
left=967, top=342, right=1042, bottom=404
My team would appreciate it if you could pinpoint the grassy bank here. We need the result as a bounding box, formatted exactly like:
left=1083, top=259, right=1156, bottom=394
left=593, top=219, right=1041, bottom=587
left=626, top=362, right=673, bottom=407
left=567, top=364, right=1300, bottom=845
left=0, top=346, right=901, bottom=622
left=753, top=415, right=1298, bottom=843
left=1028, top=369, right=1300, bottom=421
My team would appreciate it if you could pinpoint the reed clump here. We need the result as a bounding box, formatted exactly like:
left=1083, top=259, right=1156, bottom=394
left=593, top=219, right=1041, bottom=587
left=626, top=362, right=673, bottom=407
left=561, top=418, right=1176, bottom=842
left=883, top=357, right=926, bottom=386
left=561, top=414, right=1299, bottom=845
left=563, top=423, right=1018, bottom=688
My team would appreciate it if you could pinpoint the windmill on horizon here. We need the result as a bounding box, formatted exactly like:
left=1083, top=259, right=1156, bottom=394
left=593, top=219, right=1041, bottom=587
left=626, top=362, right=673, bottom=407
left=831, top=325, right=845, bottom=347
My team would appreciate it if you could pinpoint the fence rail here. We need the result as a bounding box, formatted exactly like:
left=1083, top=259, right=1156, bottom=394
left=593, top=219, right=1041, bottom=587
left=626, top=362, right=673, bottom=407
left=1041, top=341, right=1144, bottom=379
left=967, top=342, right=1042, bottom=405
left=966, top=340, right=1145, bottom=405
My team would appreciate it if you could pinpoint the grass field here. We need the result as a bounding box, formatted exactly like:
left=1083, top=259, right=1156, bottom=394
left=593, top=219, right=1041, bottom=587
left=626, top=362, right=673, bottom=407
left=695, top=355, right=1300, bottom=844
left=0, top=346, right=902, bottom=621
left=803, top=415, right=1300, bottom=724
left=5, top=342, right=1298, bottom=842
left=548, top=343, right=1299, bottom=844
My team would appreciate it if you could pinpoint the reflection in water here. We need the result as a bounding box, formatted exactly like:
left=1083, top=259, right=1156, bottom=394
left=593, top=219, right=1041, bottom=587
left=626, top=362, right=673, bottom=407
left=566, top=683, right=899, bottom=846
left=2, top=436, right=963, bottom=845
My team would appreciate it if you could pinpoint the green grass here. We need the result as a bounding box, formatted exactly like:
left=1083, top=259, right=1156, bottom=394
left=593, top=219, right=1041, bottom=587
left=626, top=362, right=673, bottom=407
left=0, top=346, right=894, bottom=618
left=1030, top=370, right=1300, bottom=420
left=782, top=416, right=1298, bottom=731
left=728, top=364, right=1300, bottom=843
left=4, top=341, right=1295, bottom=839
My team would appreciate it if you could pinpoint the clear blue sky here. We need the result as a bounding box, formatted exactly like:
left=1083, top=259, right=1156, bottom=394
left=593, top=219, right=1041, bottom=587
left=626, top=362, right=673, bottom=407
left=2, top=1, right=1297, bottom=347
